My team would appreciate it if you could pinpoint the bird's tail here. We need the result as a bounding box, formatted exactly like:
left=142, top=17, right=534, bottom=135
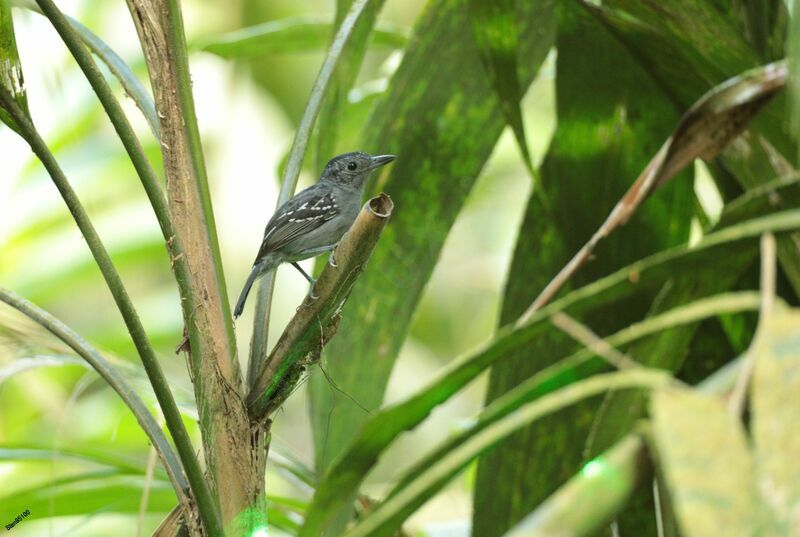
left=234, top=254, right=280, bottom=318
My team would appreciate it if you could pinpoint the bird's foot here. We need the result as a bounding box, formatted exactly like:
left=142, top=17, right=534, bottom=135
left=308, top=280, right=320, bottom=300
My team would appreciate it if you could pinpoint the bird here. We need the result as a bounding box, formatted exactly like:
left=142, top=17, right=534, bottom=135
left=233, top=151, right=396, bottom=318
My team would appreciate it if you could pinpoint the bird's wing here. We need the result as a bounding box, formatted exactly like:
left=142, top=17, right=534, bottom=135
left=256, top=191, right=340, bottom=258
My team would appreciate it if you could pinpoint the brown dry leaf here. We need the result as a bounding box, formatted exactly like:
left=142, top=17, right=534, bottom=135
left=525, top=60, right=787, bottom=318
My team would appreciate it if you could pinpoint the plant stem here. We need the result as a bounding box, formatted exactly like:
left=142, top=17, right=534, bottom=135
left=14, top=0, right=159, bottom=137
left=32, top=0, right=197, bottom=337
left=0, top=88, right=223, bottom=537
left=125, top=1, right=255, bottom=531
left=163, top=0, right=237, bottom=354
left=0, top=286, right=187, bottom=499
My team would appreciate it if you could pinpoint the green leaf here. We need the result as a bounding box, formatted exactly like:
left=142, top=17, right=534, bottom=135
left=473, top=2, right=696, bottom=532
left=751, top=308, right=800, bottom=532
left=308, top=0, right=555, bottom=478
left=650, top=386, right=756, bottom=537
left=468, top=0, right=535, bottom=174
left=195, top=16, right=406, bottom=58
left=298, top=208, right=800, bottom=537
left=0, top=0, right=30, bottom=133
left=346, top=369, right=670, bottom=537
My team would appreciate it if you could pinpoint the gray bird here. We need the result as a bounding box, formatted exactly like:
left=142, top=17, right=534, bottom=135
left=234, top=152, right=396, bottom=318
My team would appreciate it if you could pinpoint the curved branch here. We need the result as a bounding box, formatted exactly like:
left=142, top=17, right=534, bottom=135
left=0, top=87, right=221, bottom=537
left=248, top=193, right=394, bottom=419
left=0, top=287, right=187, bottom=499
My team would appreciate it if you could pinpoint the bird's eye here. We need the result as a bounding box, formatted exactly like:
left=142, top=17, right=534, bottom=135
left=347, top=161, right=357, bottom=171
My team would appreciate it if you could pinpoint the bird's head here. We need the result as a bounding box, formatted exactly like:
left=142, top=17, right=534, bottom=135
left=320, top=152, right=396, bottom=188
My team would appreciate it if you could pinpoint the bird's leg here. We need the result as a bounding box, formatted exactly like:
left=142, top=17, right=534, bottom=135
left=291, top=262, right=315, bottom=284
left=291, top=262, right=320, bottom=300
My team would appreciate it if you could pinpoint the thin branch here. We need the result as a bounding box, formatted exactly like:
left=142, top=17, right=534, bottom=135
left=518, top=61, right=787, bottom=325
left=14, top=0, right=159, bottom=137
left=727, top=231, right=776, bottom=416
left=550, top=312, right=641, bottom=370
left=31, top=0, right=198, bottom=351
left=0, top=287, right=188, bottom=503
left=0, top=88, right=220, bottom=537
left=248, top=0, right=376, bottom=390
left=248, top=194, right=394, bottom=419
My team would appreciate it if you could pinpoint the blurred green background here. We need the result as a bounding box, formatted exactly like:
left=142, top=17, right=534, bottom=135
left=0, top=0, right=556, bottom=534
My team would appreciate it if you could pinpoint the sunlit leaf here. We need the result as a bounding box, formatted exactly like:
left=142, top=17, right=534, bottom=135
left=14, top=1, right=159, bottom=138
left=651, top=386, right=756, bottom=537
left=0, top=0, right=30, bottom=133
left=751, top=309, right=800, bottom=532
left=0, top=474, right=178, bottom=518
left=0, top=445, right=156, bottom=475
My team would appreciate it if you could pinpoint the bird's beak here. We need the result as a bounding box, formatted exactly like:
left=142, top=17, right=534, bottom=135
left=368, top=154, right=396, bottom=170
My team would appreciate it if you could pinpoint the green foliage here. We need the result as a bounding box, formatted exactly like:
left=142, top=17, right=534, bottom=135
left=2, top=0, right=800, bottom=536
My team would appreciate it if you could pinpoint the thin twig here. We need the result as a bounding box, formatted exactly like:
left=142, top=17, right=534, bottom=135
left=550, top=312, right=640, bottom=370
left=727, top=232, right=776, bottom=416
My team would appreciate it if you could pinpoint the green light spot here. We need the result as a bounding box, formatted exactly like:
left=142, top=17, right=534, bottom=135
left=580, top=458, right=605, bottom=478
left=250, top=527, right=269, bottom=537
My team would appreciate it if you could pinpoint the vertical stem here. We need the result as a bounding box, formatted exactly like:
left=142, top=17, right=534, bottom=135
left=125, top=1, right=258, bottom=533
left=162, top=0, right=237, bottom=353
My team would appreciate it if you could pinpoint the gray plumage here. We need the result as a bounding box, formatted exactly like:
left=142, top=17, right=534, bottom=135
left=234, top=152, right=395, bottom=318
